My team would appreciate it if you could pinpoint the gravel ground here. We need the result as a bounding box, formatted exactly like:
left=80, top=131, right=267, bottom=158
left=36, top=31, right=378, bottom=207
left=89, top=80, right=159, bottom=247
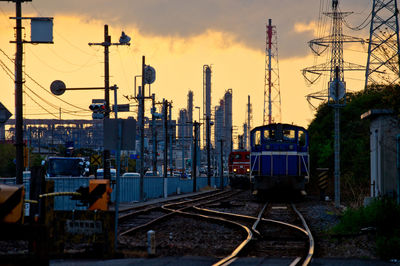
left=296, top=195, right=378, bottom=259
left=0, top=190, right=380, bottom=261
left=119, top=215, right=246, bottom=258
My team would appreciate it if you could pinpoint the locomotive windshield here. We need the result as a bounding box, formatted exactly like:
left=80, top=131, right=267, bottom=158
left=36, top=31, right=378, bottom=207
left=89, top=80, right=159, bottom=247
left=252, top=124, right=307, bottom=146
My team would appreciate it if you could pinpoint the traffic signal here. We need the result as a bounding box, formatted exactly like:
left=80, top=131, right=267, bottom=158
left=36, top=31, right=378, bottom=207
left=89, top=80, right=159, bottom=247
left=89, top=103, right=106, bottom=119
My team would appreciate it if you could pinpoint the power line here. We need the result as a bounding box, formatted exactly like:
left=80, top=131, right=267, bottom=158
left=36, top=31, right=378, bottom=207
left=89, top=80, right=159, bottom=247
left=0, top=47, right=88, bottom=111
left=23, top=91, right=58, bottom=118
left=29, top=2, right=101, bottom=57
left=27, top=45, right=100, bottom=72
left=0, top=55, right=92, bottom=119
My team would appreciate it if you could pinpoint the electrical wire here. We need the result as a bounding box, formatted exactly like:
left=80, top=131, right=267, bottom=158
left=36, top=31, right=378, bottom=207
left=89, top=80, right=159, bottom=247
left=0, top=48, right=87, bottom=111
left=340, top=1, right=373, bottom=31
left=0, top=6, right=13, bottom=27
left=23, top=91, right=58, bottom=118
left=0, top=56, right=91, bottom=118
left=27, top=45, right=100, bottom=73
left=29, top=2, right=100, bottom=57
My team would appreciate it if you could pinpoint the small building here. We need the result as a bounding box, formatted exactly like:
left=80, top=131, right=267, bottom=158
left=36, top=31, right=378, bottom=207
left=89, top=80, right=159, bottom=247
left=361, top=109, right=400, bottom=199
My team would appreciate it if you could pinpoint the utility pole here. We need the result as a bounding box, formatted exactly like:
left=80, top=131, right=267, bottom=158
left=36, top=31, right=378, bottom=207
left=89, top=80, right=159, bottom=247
left=168, top=102, right=173, bottom=176
left=206, top=115, right=211, bottom=186
left=302, top=0, right=365, bottom=208
left=3, top=0, right=52, bottom=184
left=88, top=24, right=130, bottom=180
left=152, top=93, right=157, bottom=173
left=219, top=139, right=224, bottom=190
left=14, top=0, right=24, bottom=184
left=163, top=99, right=168, bottom=198
left=192, top=121, right=199, bottom=192
left=140, top=56, right=145, bottom=201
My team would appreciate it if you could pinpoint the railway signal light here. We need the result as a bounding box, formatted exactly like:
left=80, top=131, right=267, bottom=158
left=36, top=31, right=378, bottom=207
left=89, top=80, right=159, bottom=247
left=89, top=102, right=106, bottom=119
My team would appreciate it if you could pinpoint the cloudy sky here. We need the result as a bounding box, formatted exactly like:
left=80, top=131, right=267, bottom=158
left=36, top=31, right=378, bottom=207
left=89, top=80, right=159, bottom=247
left=0, top=0, right=371, bottom=143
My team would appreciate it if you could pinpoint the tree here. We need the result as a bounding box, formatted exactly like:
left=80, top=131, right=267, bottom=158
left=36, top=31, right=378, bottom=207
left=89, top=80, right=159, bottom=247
left=308, top=85, right=400, bottom=205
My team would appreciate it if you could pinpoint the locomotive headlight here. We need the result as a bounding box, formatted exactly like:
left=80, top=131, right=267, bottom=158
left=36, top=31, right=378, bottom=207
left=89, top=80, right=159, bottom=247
left=246, top=168, right=250, bottom=172
left=233, top=169, right=237, bottom=172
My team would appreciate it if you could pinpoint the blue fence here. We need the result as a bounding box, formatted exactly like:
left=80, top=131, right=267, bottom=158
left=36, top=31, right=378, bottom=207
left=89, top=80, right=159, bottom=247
left=0, top=176, right=229, bottom=211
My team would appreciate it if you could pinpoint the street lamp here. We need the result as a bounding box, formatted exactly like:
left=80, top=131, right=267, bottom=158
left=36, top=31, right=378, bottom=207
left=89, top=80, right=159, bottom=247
left=195, top=106, right=200, bottom=123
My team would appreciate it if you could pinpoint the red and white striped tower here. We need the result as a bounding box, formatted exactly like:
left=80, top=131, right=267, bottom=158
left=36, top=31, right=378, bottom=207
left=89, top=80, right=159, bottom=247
left=263, top=19, right=282, bottom=125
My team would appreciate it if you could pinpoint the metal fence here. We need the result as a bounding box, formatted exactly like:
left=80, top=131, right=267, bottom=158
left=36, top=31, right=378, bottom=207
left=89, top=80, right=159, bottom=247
left=0, top=176, right=229, bottom=211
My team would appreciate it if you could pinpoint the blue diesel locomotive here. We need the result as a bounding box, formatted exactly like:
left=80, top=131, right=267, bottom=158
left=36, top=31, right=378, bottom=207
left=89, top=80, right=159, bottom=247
left=250, top=123, right=310, bottom=195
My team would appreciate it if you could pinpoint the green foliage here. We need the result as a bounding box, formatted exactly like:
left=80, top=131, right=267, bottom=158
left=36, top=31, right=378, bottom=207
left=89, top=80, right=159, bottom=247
left=331, top=198, right=400, bottom=259
left=308, top=85, right=400, bottom=204
left=29, top=152, right=45, bottom=167
left=0, top=143, right=16, bottom=177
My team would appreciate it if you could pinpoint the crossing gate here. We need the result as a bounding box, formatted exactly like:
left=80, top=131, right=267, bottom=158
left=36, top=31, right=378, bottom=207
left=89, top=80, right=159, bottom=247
left=88, top=179, right=112, bottom=210
left=0, top=184, right=25, bottom=223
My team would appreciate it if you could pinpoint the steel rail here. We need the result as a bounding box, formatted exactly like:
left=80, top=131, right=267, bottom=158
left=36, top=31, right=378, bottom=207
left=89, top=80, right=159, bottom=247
left=193, top=206, right=307, bottom=235
left=119, top=190, right=230, bottom=222
left=252, top=202, right=268, bottom=236
left=211, top=202, right=269, bottom=266
left=195, top=203, right=312, bottom=265
left=118, top=189, right=220, bottom=214
left=164, top=206, right=253, bottom=266
left=119, top=190, right=237, bottom=236
left=291, top=203, right=314, bottom=266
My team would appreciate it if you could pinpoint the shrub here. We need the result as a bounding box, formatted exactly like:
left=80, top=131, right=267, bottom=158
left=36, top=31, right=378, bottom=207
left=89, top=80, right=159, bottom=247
left=331, top=198, right=400, bottom=259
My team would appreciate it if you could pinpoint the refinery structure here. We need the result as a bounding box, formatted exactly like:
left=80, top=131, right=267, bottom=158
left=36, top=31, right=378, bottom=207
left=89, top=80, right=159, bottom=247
left=0, top=0, right=399, bottom=185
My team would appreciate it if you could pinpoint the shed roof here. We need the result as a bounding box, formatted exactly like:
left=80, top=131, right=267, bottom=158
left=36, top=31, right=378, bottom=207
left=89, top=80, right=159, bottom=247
left=360, top=109, right=394, bottom=120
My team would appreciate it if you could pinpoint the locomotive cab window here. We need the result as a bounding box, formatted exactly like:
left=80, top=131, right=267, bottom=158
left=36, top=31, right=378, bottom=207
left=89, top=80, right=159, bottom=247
left=264, top=129, right=275, bottom=140
left=283, top=129, right=296, bottom=142
left=298, top=130, right=306, bottom=146
left=254, top=130, right=261, bottom=146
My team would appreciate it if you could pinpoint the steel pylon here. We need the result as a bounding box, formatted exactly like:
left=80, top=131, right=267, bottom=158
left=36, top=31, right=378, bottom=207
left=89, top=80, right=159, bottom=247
left=365, top=0, right=400, bottom=88
left=263, top=19, right=281, bottom=125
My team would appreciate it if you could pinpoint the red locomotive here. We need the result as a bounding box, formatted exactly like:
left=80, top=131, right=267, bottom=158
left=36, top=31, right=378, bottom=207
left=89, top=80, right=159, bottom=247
left=228, top=150, right=250, bottom=188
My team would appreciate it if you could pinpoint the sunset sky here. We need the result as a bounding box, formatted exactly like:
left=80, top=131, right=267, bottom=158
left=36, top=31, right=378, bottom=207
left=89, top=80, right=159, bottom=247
left=0, top=0, right=370, bottom=140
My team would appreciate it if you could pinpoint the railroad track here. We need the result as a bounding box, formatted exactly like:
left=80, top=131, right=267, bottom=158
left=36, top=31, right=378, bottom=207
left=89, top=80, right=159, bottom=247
left=118, top=190, right=313, bottom=265
left=118, top=189, right=239, bottom=236
left=189, top=201, right=313, bottom=266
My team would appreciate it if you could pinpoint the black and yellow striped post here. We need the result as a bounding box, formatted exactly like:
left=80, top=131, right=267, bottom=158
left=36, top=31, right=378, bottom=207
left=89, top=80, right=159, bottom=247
left=88, top=179, right=112, bottom=210
left=0, top=184, right=25, bottom=223
left=317, top=168, right=329, bottom=201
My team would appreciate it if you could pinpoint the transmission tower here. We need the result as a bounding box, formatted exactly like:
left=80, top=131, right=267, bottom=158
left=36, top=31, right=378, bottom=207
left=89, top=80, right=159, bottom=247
left=263, top=19, right=281, bottom=125
left=365, top=0, right=400, bottom=88
left=302, top=0, right=365, bottom=208
left=246, top=95, right=252, bottom=150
